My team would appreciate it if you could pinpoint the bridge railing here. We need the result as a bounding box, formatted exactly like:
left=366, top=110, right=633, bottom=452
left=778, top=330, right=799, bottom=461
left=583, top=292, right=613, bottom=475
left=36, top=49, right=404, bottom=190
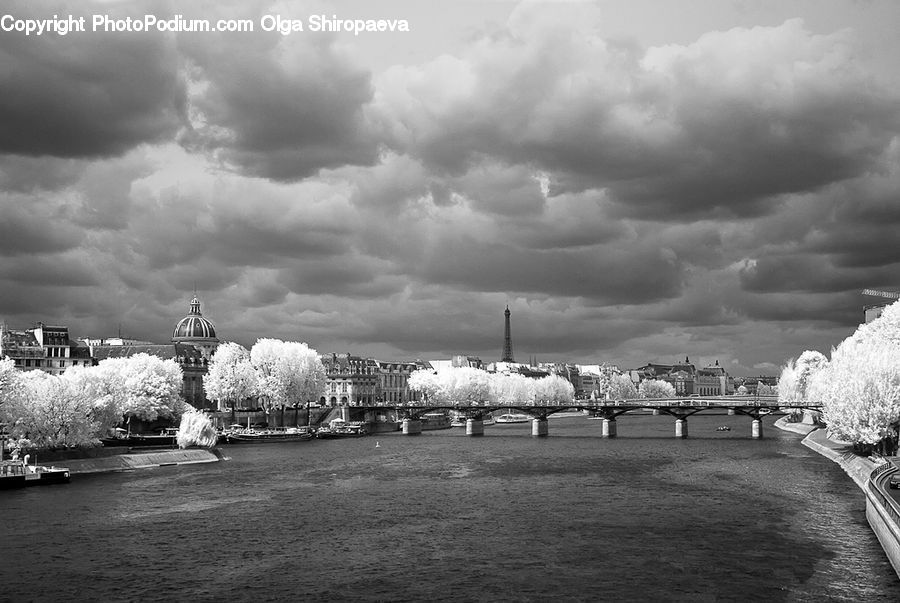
left=380, top=396, right=804, bottom=410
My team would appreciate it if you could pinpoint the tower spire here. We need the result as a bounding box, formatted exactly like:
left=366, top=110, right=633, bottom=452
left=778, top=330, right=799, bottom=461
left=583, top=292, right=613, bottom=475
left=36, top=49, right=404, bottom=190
left=501, top=305, right=514, bottom=362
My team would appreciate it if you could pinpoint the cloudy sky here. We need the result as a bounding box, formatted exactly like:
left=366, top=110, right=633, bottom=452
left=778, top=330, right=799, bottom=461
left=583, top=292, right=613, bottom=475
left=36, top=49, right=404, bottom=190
left=2, top=0, right=899, bottom=375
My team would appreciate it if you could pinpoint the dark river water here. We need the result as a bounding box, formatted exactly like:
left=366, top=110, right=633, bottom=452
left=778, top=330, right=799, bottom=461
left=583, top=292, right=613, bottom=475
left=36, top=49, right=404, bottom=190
left=2, top=414, right=900, bottom=602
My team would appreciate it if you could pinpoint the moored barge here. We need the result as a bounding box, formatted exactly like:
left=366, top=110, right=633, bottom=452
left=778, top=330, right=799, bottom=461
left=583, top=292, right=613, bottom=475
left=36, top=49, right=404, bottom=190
left=1, top=460, right=70, bottom=489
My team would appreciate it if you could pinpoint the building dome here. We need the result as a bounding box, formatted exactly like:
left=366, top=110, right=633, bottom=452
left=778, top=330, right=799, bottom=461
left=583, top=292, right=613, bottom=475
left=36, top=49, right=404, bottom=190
left=173, top=297, right=218, bottom=342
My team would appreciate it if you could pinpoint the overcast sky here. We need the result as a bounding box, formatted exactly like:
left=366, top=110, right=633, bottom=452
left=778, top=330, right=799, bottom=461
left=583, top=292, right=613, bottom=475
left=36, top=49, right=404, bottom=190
left=2, top=0, right=899, bottom=375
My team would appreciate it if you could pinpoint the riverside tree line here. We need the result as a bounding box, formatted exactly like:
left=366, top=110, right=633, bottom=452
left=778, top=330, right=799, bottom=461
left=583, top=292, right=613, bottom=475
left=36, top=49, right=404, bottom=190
left=0, top=338, right=326, bottom=452
left=4, top=302, right=899, bottom=454
left=778, top=300, right=900, bottom=453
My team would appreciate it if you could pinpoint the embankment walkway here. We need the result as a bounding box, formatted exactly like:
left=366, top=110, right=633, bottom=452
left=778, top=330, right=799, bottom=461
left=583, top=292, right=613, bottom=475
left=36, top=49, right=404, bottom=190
left=64, top=448, right=224, bottom=475
left=776, top=418, right=900, bottom=578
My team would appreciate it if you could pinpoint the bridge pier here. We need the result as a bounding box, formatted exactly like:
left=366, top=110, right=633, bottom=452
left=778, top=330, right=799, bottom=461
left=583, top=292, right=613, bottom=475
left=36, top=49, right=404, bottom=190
left=601, top=418, right=617, bottom=438
left=466, top=418, right=484, bottom=436
left=401, top=419, right=422, bottom=435
left=675, top=418, right=688, bottom=438
left=532, top=418, right=548, bottom=437
left=751, top=419, right=763, bottom=439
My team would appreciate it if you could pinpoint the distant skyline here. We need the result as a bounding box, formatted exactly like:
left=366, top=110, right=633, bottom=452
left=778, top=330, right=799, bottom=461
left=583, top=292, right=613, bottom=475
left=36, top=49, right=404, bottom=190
left=2, top=0, right=900, bottom=376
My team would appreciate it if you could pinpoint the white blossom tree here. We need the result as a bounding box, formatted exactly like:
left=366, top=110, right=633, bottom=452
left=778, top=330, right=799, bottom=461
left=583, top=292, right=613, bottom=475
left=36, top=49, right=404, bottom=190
left=607, top=374, right=638, bottom=399
left=806, top=300, right=900, bottom=450
left=204, top=342, right=258, bottom=411
left=811, top=339, right=900, bottom=448
left=778, top=350, right=828, bottom=420
left=757, top=383, right=778, bottom=396
left=250, top=339, right=327, bottom=422
left=106, top=354, right=185, bottom=424
left=447, top=367, right=491, bottom=406
left=533, top=374, right=575, bottom=405
left=488, top=372, right=534, bottom=407
left=177, top=408, right=218, bottom=448
left=408, top=370, right=447, bottom=406
left=4, top=370, right=99, bottom=449
left=0, top=357, right=22, bottom=425
left=409, top=367, right=491, bottom=407
left=638, top=379, right=676, bottom=399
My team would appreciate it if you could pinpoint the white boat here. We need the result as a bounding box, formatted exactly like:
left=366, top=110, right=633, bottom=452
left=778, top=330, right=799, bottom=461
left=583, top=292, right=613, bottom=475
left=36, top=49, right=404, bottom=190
left=420, top=413, right=452, bottom=431
left=494, top=413, right=532, bottom=424
left=450, top=413, right=495, bottom=427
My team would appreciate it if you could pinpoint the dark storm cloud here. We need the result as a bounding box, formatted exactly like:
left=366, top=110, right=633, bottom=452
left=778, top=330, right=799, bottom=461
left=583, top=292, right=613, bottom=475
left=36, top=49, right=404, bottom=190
left=3, top=1, right=899, bottom=372
left=376, top=16, right=899, bottom=221
left=414, top=233, right=684, bottom=305
left=0, top=253, right=100, bottom=287
left=0, top=200, right=84, bottom=255
left=737, top=290, right=863, bottom=326
left=739, top=253, right=900, bottom=310
left=181, top=27, right=381, bottom=181
left=0, top=2, right=185, bottom=158
left=276, top=257, right=406, bottom=299
left=0, top=156, right=84, bottom=193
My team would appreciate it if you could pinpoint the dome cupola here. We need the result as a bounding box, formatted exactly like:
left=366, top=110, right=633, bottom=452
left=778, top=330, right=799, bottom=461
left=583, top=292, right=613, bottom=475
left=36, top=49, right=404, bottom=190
left=173, top=296, right=218, bottom=344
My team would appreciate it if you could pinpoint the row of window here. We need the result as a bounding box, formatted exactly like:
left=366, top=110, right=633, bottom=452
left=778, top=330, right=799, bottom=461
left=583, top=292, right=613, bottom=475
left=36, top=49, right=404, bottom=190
left=13, top=358, right=88, bottom=368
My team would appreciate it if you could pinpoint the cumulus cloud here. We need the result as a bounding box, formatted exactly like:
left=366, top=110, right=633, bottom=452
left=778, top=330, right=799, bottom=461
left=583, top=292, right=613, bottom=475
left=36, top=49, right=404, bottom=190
left=374, top=12, right=899, bottom=220
left=0, top=1, right=185, bottom=158
left=1, top=2, right=899, bottom=374
left=180, top=11, right=382, bottom=180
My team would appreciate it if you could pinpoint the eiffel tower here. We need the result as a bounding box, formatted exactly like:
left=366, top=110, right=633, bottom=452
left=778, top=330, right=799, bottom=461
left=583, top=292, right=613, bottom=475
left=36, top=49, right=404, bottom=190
left=501, top=305, right=514, bottom=362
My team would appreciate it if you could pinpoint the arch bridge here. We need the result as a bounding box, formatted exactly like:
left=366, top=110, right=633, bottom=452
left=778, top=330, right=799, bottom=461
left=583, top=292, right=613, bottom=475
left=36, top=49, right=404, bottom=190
left=362, top=396, right=821, bottom=438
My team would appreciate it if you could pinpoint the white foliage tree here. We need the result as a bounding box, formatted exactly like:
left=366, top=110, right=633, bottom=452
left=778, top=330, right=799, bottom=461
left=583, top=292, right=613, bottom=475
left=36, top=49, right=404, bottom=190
left=409, top=367, right=491, bottom=407
left=534, top=374, right=575, bottom=405
left=177, top=408, right=218, bottom=448
left=447, top=367, right=491, bottom=406
left=250, top=339, right=327, bottom=417
left=811, top=340, right=900, bottom=446
left=0, top=357, right=22, bottom=427
left=489, top=372, right=534, bottom=407
left=638, top=379, right=676, bottom=399
left=107, top=354, right=185, bottom=423
left=757, top=383, right=778, bottom=396
left=779, top=350, right=828, bottom=405
left=408, top=370, right=447, bottom=406
left=808, top=300, right=900, bottom=448
left=607, top=374, right=638, bottom=399
left=204, top=342, right=258, bottom=411
left=5, top=370, right=98, bottom=449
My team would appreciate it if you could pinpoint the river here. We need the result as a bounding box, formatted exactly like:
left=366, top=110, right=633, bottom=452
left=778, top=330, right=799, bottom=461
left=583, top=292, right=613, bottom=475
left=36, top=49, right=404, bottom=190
left=2, top=413, right=899, bottom=601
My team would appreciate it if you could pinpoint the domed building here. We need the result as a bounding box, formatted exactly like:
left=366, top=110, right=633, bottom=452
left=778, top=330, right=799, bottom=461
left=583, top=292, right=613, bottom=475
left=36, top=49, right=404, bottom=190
left=172, top=296, right=219, bottom=359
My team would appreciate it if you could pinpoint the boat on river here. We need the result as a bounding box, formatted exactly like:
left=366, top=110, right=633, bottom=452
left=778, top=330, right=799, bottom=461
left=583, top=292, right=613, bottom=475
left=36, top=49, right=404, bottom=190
left=315, top=420, right=368, bottom=439
left=221, top=427, right=314, bottom=444
left=420, top=413, right=452, bottom=431
left=1, top=460, right=70, bottom=489
left=495, top=413, right=533, bottom=424
left=450, top=414, right=495, bottom=427
left=101, top=428, right=179, bottom=448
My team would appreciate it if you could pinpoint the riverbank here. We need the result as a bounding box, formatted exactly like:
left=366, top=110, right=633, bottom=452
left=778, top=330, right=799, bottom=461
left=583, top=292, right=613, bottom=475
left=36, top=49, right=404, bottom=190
left=774, top=416, right=878, bottom=488
left=63, top=448, right=225, bottom=475
left=776, top=417, right=900, bottom=578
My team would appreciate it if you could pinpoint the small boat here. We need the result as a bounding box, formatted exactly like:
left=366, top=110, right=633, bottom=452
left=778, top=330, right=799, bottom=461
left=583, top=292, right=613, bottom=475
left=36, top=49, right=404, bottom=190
left=450, top=414, right=495, bottom=427
left=1, top=460, right=70, bottom=489
left=315, top=420, right=368, bottom=439
left=420, top=413, right=452, bottom=431
left=495, top=413, right=532, bottom=424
